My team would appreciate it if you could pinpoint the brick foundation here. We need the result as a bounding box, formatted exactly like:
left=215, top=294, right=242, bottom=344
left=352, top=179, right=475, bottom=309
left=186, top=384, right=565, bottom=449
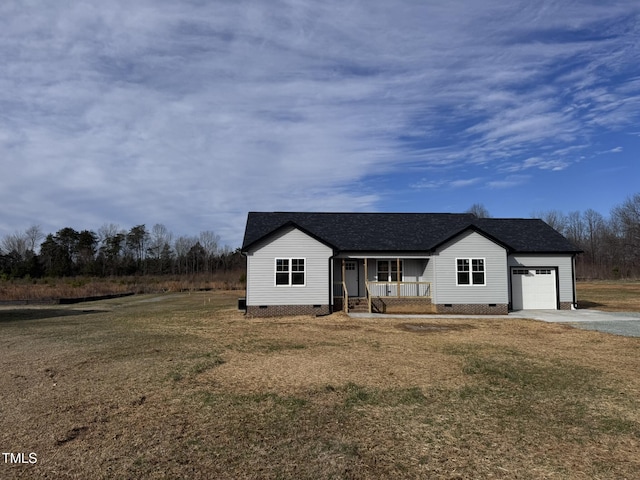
left=370, top=297, right=436, bottom=314
left=434, top=303, right=509, bottom=315
left=246, top=304, right=331, bottom=317
left=337, top=297, right=510, bottom=315
left=559, top=302, right=574, bottom=310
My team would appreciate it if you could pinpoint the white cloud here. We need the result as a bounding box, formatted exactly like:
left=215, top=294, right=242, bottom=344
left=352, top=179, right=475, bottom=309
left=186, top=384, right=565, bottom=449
left=411, top=179, right=444, bottom=190
left=450, top=178, right=484, bottom=188
left=1, top=0, right=639, bottom=244
left=504, top=157, right=571, bottom=172
left=487, top=175, right=531, bottom=189
left=411, top=177, right=483, bottom=190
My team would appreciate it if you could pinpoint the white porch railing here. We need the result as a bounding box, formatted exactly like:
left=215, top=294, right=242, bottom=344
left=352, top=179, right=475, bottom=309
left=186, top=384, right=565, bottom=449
left=334, top=281, right=432, bottom=314
left=366, top=281, right=431, bottom=298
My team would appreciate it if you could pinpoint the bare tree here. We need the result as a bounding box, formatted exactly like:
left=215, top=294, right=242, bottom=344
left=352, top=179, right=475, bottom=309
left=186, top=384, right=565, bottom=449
left=98, top=223, right=123, bottom=248
left=1, top=232, right=28, bottom=259
left=466, top=203, right=491, bottom=218
left=583, top=209, right=606, bottom=275
left=174, top=236, right=197, bottom=257
left=148, top=224, right=173, bottom=259
left=565, top=211, right=585, bottom=247
left=531, top=210, right=567, bottom=234
left=174, top=236, right=198, bottom=274
left=199, top=231, right=220, bottom=257
left=145, top=224, right=173, bottom=274
left=199, top=230, right=220, bottom=272
left=611, top=193, right=640, bottom=272
left=24, top=225, right=44, bottom=252
left=126, top=225, right=149, bottom=268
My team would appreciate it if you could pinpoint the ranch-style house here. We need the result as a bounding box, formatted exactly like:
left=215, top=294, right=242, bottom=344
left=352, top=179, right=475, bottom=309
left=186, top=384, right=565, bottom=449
left=241, top=212, right=581, bottom=317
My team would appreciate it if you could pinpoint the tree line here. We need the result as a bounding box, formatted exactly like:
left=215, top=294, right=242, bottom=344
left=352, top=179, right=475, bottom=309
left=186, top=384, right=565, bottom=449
left=471, top=193, right=640, bottom=280
left=531, top=193, right=640, bottom=279
left=0, top=223, right=245, bottom=279
left=2, top=193, right=639, bottom=280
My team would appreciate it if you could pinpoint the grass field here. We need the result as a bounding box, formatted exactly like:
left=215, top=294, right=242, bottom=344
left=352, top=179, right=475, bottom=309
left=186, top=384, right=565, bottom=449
left=1, top=287, right=639, bottom=479
left=0, top=273, right=245, bottom=302
left=577, top=280, right=640, bottom=311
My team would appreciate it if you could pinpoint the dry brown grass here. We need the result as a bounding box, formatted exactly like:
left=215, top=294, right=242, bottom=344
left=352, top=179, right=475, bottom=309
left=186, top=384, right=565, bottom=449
left=0, top=272, right=245, bottom=302
left=577, top=280, right=640, bottom=311
left=1, top=291, right=639, bottom=479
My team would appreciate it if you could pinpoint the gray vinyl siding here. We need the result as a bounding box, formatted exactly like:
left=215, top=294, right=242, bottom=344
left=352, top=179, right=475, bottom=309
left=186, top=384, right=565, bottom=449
left=245, top=227, right=333, bottom=306
left=424, top=256, right=437, bottom=301
left=434, top=230, right=508, bottom=304
left=404, top=259, right=429, bottom=281
left=508, top=254, right=575, bottom=303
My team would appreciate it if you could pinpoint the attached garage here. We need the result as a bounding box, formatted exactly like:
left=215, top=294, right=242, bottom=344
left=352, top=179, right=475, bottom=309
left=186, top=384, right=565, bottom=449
left=511, top=268, right=558, bottom=310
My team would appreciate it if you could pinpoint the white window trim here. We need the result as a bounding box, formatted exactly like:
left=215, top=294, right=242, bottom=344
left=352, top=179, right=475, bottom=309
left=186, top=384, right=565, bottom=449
left=274, top=257, right=306, bottom=287
left=376, top=259, right=404, bottom=282
left=456, top=257, right=486, bottom=286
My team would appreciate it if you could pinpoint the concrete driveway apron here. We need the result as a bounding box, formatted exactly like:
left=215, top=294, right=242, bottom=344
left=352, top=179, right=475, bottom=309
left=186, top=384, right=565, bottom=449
left=509, top=310, right=640, bottom=337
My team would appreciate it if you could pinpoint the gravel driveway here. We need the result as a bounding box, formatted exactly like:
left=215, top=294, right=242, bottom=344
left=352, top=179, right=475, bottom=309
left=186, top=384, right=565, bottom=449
left=509, top=309, right=640, bottom=337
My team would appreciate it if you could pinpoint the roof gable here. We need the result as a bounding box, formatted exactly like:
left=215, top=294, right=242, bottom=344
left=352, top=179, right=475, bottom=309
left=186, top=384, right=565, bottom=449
left=430, top=224, right=510, bottom=252
left=241, top=220, right=336, bottom=253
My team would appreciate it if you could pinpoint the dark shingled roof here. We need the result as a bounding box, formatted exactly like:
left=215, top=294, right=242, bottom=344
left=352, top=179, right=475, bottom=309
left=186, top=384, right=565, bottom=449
left=242, top=212, right=581, bottom=254
left=472, top=218, right=581, bottom=253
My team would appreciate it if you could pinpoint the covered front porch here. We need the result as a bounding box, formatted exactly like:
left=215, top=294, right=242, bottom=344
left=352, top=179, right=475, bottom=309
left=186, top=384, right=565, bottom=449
left=333, top=256, right=434, bottom=314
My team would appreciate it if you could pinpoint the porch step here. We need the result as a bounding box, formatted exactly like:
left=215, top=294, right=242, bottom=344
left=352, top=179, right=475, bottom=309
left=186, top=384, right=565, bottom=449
left=348, top=297, right=369, bottom=313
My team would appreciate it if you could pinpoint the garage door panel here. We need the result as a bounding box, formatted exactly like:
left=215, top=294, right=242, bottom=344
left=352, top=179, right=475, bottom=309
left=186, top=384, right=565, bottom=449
left=512, top=268, right=557, bottom=310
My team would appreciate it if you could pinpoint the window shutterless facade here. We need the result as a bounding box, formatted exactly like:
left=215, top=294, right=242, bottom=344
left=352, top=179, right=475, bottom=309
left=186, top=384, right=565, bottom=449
left=456, top=258, right=485, bottom=285
left=275, top=258, right=305, bottom=286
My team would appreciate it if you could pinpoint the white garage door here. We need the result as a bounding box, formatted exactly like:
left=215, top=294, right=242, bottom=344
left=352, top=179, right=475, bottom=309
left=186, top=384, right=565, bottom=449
left=511, top=268, right=557, bottom=310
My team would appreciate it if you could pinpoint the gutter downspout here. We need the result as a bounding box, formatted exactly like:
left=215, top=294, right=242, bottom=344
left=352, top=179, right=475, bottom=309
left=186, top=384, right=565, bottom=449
left=240, top=250, right=248, bottom=315
left=329, top=254, right=334, bottom=313
left=571, top=253, right=578, bottom=309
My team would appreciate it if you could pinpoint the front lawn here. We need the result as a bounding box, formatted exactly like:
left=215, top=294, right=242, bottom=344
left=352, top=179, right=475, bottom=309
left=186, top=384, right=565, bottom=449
left=1, top=291, right=639, bottom=479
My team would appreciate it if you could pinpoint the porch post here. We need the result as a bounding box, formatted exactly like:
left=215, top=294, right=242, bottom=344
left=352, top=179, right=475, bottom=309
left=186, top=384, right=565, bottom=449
left=364, top=257, right=371, bottom=313
left=396, top=257, right=401, bottom=297
left=341, top=259, right=346, bottom=312
left=364, top=258, right=368, bottom=290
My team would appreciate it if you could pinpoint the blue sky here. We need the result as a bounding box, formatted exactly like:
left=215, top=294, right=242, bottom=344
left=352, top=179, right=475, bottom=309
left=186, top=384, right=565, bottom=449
left=1, top=1, right=639, bottom=247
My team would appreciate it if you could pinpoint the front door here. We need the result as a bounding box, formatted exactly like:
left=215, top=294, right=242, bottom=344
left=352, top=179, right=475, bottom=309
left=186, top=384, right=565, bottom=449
left=345, top=261, right=359, bottom=297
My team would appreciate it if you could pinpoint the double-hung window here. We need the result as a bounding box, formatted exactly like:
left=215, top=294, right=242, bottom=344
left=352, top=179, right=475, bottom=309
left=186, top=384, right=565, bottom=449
left=456, top=258, right=485, bottom=285
left=275, top=258, right=305, bottom=286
